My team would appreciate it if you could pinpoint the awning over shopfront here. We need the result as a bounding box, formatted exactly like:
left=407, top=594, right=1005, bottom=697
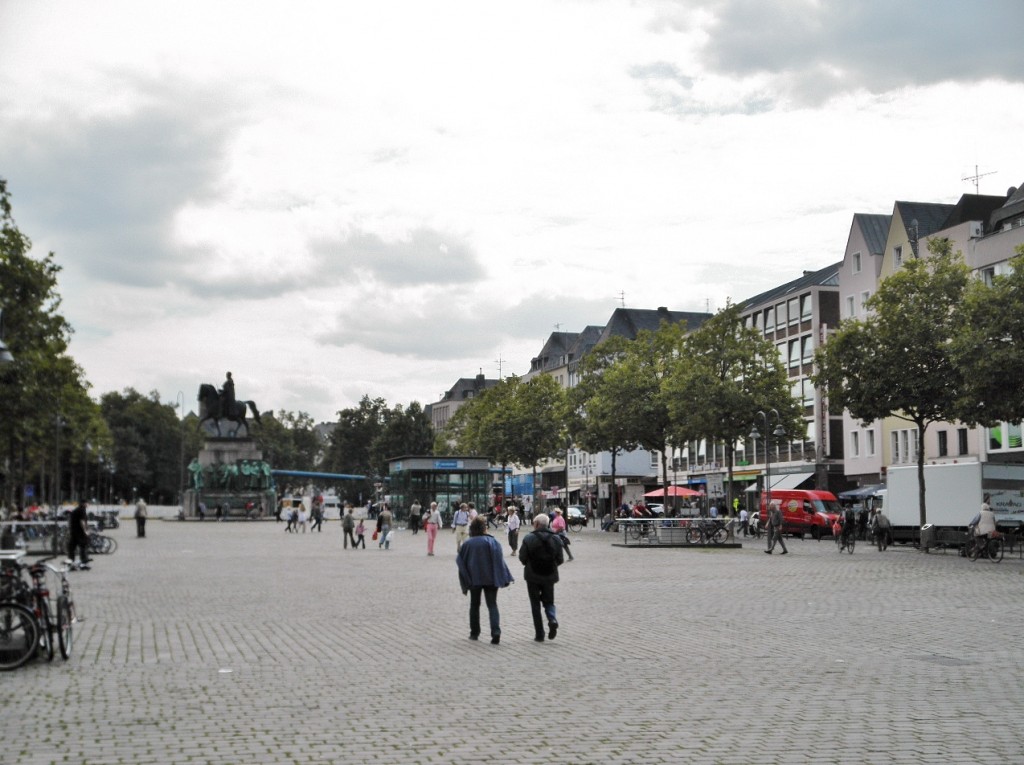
left=745, top=471, right=815, bottom=492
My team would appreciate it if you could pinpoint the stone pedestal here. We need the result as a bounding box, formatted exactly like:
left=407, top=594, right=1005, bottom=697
left=184, top=438, right=276, bottom=519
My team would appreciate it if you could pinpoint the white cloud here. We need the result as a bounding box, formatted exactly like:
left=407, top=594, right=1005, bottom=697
left=1, top=0, right=1023, bottom=422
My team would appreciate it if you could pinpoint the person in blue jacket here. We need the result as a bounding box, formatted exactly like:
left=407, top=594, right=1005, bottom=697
left=456, top=516, right=514, bottom=644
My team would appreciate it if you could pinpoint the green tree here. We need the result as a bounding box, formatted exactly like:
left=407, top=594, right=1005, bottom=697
left=664, top=302, right=802, bottom=512
left=951, top=248, right=1024, bottom=427
left=99, top=389, right=185, bottom=504
left=568, top=340, right=640, bottom=512
left=0, top=178, right=97, bottom=507
left=370, top=401, right=434, bottom=468
left=813, top=238, right=971, bottom=526
left=255, top=410, right=320, bottom=475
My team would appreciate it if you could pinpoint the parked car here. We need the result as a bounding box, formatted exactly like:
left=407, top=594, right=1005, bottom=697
left=566, top=505, right=588, bottom=526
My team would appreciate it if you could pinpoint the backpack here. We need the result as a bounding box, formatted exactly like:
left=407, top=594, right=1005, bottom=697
left=531, top=532, right=557, bottom=576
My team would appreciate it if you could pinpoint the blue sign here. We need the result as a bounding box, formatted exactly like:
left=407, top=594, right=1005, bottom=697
left=433, top=460, right=462, bottom=469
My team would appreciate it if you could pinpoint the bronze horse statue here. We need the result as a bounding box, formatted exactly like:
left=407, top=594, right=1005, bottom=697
left=197, top=383, right=262, bottom=437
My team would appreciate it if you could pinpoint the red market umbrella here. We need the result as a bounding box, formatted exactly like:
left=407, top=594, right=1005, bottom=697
left=644, top=486, right=702, bottom=498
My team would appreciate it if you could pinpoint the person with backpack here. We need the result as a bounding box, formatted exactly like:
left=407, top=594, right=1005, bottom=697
left=518, top=513, right=564, bottom=642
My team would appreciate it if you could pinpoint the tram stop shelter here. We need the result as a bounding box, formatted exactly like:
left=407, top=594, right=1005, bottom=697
left=386, top=455, right=495, bottom=521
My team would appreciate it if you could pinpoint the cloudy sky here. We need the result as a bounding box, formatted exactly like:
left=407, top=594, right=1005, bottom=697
left=2, top=0, right=1023, bottom=423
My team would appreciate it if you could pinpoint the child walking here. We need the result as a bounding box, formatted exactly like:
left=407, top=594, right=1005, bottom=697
left=354, top=519, right=366, bottom=549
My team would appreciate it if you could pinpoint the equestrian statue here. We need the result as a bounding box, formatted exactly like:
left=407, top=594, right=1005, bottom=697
left=197, top=372, right=262, bottom=437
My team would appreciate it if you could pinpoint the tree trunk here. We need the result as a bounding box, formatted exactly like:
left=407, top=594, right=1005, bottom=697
left=916, top=420, right=928, bottom=527
left=610, top=448, right=618, bottom=514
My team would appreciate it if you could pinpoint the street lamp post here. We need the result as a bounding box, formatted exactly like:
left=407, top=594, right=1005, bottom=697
left=176, top=391, right=186, bottom=511
left=749, top=409, right=786, bottom=519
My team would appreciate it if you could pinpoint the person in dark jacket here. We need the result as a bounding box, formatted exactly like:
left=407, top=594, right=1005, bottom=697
left=518, top=513, right=564, bottom=642
left=456, top=516, right=514, bottom=644
left=67, top=500, right=92, bottom=570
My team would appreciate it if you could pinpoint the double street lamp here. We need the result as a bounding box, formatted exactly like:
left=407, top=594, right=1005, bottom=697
left=749, top=409, right=786, bottom=515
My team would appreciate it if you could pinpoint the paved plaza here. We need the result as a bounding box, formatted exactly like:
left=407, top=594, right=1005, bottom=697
left=2, top=519, right=1023, bottom=765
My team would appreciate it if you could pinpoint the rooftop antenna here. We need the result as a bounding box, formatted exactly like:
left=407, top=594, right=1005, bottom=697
left=616, top=290, right=626, bottom=308
left=554, top=323, right=562, bottom=332
left=962, top=164, right=996, bottom=194
left=494, top=354, right=504, bottom=379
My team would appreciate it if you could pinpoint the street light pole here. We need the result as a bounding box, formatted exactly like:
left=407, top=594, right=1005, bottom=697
left=750, top=409, right=785, bottom=519
left=177, top=391, right=186, bottom=511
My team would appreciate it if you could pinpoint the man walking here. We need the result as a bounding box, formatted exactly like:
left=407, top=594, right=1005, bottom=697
left=452, top=503, right=471, bottom=551
left=764, top=501, right=787, bottom=555
left=134, top=496, right=148, bottom=538
left=506, top=503, right=521, bottom=556
left=342, top=505, right=357, bottom=549
left=518, top=514, right=564, bottom=642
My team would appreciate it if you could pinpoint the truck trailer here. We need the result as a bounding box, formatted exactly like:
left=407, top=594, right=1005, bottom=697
left=881, top=462, right=1024, bottom=546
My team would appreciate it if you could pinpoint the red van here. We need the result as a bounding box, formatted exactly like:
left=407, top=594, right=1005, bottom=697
left=759, top=489, right=842, bottom=539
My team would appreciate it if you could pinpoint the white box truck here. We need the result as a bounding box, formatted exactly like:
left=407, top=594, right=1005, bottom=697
left=883, top=462, right=1024, bottom=546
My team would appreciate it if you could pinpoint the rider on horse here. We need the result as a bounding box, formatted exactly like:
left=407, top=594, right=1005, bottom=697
left=220, top=372, right=235, bottom=416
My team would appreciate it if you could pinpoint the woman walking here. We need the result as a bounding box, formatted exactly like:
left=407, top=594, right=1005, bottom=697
left=456, top=517, right=514, bottom=644
left=424, top=501, right=442, bottom=556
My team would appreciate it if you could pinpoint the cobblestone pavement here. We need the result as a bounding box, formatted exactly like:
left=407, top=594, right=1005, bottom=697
left=3, top=521, right=1023, bottom=765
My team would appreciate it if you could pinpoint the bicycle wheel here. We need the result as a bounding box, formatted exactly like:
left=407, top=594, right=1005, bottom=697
left=968, top=538, right=981, bottom=561
left=103, top=536, right=117, bottom=554
left=629, top=523, right=643, bottom=541
left=56, top=596, right=73, bottom=660
left=568, top=520, right=582, bottom=534
left=0, top=602, right=39, bottom=671
left=686, top=526, right=703, bottom=544
left=711, top=527, right=728, bottom=545
left=987, top=537, right=1004, bottom=563
left=847, top=536, right=855, bottom=554
left=37, top=598, right=54, bottom=662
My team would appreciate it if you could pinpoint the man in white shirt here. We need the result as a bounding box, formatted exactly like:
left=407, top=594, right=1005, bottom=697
left=506, top=504, right=522, bottom=556
left=452, top=503, right=471, bottom=551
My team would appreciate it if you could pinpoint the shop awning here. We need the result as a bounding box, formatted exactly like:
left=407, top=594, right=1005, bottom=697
left=745, top=471, right=814, bottom=492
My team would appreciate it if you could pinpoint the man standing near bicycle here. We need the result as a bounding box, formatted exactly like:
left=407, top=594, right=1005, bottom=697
left=67, top=500, right=91, bottom=570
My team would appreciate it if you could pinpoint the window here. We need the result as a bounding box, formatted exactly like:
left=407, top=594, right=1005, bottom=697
left=981, top=267, right=996, bottom=287
left=777, top=343, right=786, bottom=364
left=866, top=429, right=875, bottom=456
left=801, top=335, right=813, bottom=364
left=765, top=307, right=775, bottom=331
left=891, top=428, right=917, bottom=464
left=958, top=428, right=969, bottom=455
left=894, top=245, right=903, bottom=268
left=800, top=294, right=812, bottom=321
left=860, top=291, right=871, bottom=311
left=788, top=298, right=799, bottom=326
left=850, top=431, right=860, bottom=458
left=776, top=301, right=788, bottom=326
left=938, top=430, right=948, bottom=457
left=802, top=378, right=814, bottom=406
left=846, top=295, right=855, bottom=318
left=649, top=451, right=659, bottom=470
left=753, top=312, right=762, bottom=330
left=788, top=340, right=800, bottom=368
left=852, top=252, right=862, bottom=273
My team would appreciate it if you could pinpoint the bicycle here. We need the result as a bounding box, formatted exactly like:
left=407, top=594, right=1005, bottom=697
left=0, top=599, right=38, bottom=671
left=88, top=532, right=117, bottom=555
left=628, top=519, right=659, bottom=544
left=29, top=558, right=76, bottom=659
left=836, top=528, right=855, bottom=554
left=966, top=531, right=1003, bottom=563
left=686, top=518, right=728, bottom=545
